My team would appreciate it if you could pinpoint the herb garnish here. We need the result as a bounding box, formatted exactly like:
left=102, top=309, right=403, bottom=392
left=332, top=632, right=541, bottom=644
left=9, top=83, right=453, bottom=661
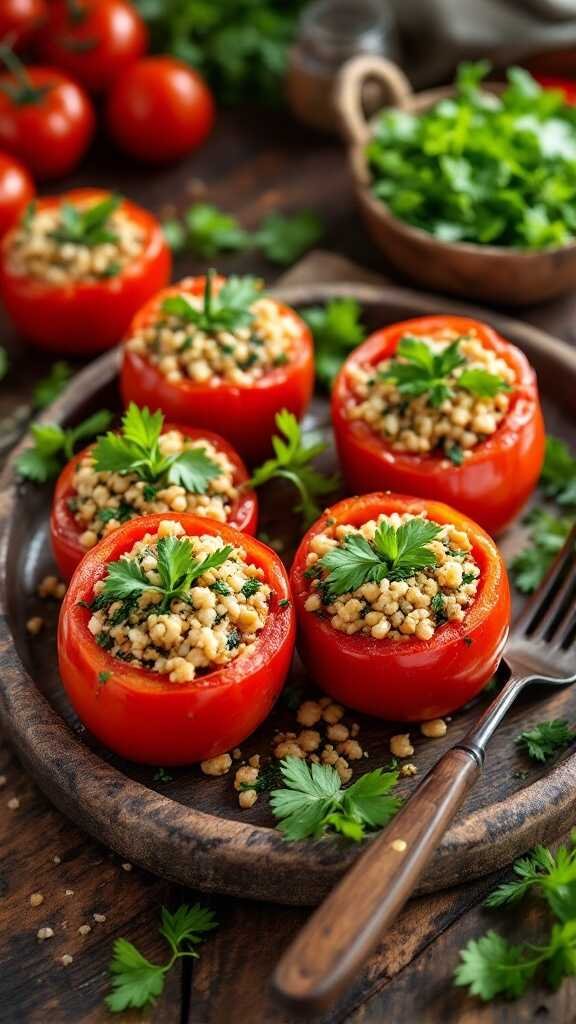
left=49, top=195, right=121, bottom=247
left=380, top=336, right=510, bottom=408
left=510, top=506, right=573, bottom=594
left=270, top=757, right=402, bottom=841
left=93, top=536, right=233, bottom=615
left=16, top=410, right=113, bottom=483
left=515, top=720, right=574, bottom=763
left=93, top=403, right=221, bottom=494
left=33, top=362, right=72, bottom=409
left=454, top=834, right=576, bottom=1001
left=106, top=904, right=217, bottom=1012
left=540, top=435, right=576, bottom=507
left=318, top=518, right=442, bottom=599
left=249, top=409, right=339, bottom=526
left=161, top=271, right=260, bottom=334
left=302, top=298, right=364, bottom=389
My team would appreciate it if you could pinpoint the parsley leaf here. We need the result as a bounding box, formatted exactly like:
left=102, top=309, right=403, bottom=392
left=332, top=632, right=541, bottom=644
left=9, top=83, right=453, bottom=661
left=270, top=757, right=402, bottom=841
left=380, top=335, right=509, bottom=408
left=454, top=931, right=537, bottom=1001
left=302, top=298, right=364, bottom=389
left=50, top=195, right=121, bottom=247
left=253, top=210, right=324, bottom=265
left=249, top=409, right=339, bottom=526
left=319, top=518, right=442, bottom=598
left=93, top=403, right=221, bottom=493
left=541, top=435, right=576, bottom=507
left=162, top=271, right=261, bottom=333
left=106, top=903, right=217, bottom=1013
left=33, top=362, right=72, bottom=409
left=515, top=720, right=574, bottom=763
left=510, top=506, right=573, bottom=593
left=16, top=410, right=113, bottom=483
left=368, top=62, right=576, bottom=250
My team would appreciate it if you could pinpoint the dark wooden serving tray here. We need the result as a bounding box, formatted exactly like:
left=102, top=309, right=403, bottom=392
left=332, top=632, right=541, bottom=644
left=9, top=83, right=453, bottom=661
left=0, top=280, right=575, bottom=907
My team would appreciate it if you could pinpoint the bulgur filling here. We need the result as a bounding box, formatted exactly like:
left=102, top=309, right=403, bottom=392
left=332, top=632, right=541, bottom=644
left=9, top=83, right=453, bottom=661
left=345, top=329, right=516, bottom=464
left=304, top=511, right=480, bottom=641
left=7, top=195, right=143, bottom=284
left=71, top=430, right=238, bottom=551
left=86, top=520, right=271, bottom=683
left=125, top=273, right=299, bottom=386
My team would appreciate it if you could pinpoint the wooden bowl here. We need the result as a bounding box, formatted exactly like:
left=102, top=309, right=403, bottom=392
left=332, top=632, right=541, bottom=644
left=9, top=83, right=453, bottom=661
left=334, top=55, right=576, bottom=305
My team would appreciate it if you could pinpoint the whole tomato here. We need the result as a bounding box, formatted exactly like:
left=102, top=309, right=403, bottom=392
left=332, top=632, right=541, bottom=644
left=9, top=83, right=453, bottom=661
left=0, top=62, right=94, bottom=180
left=0, top=151, right=33, bottom=235
left=37, top=0, right=148, bottom=94
left=0, top=188, right=171, bottom=354
left=51, top=423, right=259, bottom=580
left=58, top=512, right=295, bottom=764
left=0, top=0, right=46, bottom=50
left=106, top=56, right=214, bottom=164
left=332, top=316, right=545, bottom=536
left=291, top=493, right=511, bottom=722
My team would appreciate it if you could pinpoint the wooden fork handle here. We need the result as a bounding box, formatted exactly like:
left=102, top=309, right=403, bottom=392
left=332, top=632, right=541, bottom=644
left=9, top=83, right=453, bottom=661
left=272, top=746, right=481, bottom=1017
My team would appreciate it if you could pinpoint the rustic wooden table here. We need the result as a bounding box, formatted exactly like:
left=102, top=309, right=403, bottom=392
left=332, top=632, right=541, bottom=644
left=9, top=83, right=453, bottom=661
left=1, top=107, right=575, bottom=1024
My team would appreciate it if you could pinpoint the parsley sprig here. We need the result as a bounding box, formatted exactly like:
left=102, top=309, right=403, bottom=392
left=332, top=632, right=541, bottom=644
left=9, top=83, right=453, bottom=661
left=93, top=403, right=221, bottom=493
left=33, top=362, right=72, bottom=410
left=49, top=195, right=121, bottom=247
left=319, top=518, right=442, bottom=598
left=380, top=335, right=511, bottom=408
left=302, top=298, right=364, bottom=389
left=540, top=435, right=576, bottom=507
left=16, top=410, right=113, bottom=483
left=270, top=757, right=402, bottom=842
left=249, top=409, right=339, bottom=526
left=162, top=202, right=324, bottom=266
left=106, top=903, right=217, bottom=1013
left=162, top=271, right=260, bottom=334
left=93, top=536, right=233, bottom=614
left=515, top=719, right=574, bottom=763
left=455, top=834, right=576, bottom=1001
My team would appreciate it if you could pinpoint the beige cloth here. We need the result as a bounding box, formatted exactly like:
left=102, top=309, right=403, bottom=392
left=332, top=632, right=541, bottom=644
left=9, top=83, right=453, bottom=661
left=390, top=0, right=576, bottom=85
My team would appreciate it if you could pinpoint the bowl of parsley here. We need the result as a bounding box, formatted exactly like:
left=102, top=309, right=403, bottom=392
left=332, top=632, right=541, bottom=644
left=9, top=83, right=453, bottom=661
left=335, top=55, right=576, bottom=304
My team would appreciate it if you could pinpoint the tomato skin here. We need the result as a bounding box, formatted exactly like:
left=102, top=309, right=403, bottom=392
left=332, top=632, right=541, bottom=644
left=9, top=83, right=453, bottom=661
left=58, top=512, right=295, bottom=764
left=0, top=66, right=94, bottom=180
left=291, top=493, right=510, bottom=722
left=51, top=424, right=259, bottom=580
left=0, top=151, right=33, bottom=236
left=37, top=0, right=148, bottom=94
left=332, top=316, right=545, bottom=536
left=120, top=276, right=315, bottom=463
left=106, top=56, right=214, bottom=164
left=0, top=0, right=46, bottom=50
left=0, top=188, right=171, bottom=354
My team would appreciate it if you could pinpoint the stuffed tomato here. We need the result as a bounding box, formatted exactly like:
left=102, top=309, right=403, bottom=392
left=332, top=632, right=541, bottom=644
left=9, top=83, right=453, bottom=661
left=120, top=273, right=314, bottom=463
left=58, top=513, right=295, bottom=764
left=291, top=493, right=510, bottom=721
left=332, top=316, right=545, bottom=535
left=0, top=189, right=170, bottom=354
left=51, top=403, right=258, bottom=580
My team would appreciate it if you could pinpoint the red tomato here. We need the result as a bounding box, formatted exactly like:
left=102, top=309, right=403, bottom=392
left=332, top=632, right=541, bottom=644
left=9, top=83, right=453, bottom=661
left=0, top=64, right=94, bottom=180
left=0, top=151, right=33, bottom=236
left=332, top=316, right=545, bottom=536
left=37, top=0, right=148, bottom=94
left=51, top=424, right=259, bottom=580
left=291, top=493, right=510, bottom=721
left=58, top=512, right=295, bottom=764
left=0, top=0, right=46, bottom=49
left=0, top=188, right=171, bottom=354
left=120, top=275, right=315, bottom=463
left=105, top=56, right=214, bottom=164
left=533, top=75, right=576, bottom=105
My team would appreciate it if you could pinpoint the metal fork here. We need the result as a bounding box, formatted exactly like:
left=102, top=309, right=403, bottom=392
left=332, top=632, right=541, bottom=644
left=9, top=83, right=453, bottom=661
left=273, top=526, right=576, bottom=1017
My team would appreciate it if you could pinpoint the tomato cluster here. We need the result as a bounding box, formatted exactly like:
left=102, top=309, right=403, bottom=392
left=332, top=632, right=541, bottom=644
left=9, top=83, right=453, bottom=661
left=0, top=0, right=214, bottom=190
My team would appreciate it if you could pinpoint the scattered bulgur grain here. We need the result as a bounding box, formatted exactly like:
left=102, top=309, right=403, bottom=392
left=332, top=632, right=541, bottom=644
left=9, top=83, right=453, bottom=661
left=338, top=739, right=363, bottom=761
left=7, top=797, right=20, bottom=810
left=273, top=740, right=305, bottom=760
left=121, top=863, right=133, bottom=872
left=322, top=703, right=344, bottom=725
left=200, top=753, right=232, bottom=776
left=400, top=763, right=418, bottom=777
left=26, top=617, right=44, bottom=636
left=296, top=701, right=322, bottom=727
left=29, top=893, right=44, bottom=907
left=232, top=748, right=242, bottom=760
left=248, top=754, right=260, bottom=769
left=61, top=954, right=73, bottom=966
left=53, top=856, right=61, bottom=865
left=296, top=729, right=321, bottom=752
left=37, top=927, right=54, bottom=941
left=391, top=839, right=407, bottom=852
left=93, top=913, right=107, bottom=923
left=420, top=719, right=447, bottom=738
left=238, top=789, right=258, bottom=809
left=78, top=924, right=91, bottom=936
left=326, top=723, right=349, bottom=743
left=234, top=766, right=259, bottom=791
left=65, top=890, right=74, bottom=896
left=390, top=734, right=414, bottom=758
left=0, top=775, right=7, bottom=787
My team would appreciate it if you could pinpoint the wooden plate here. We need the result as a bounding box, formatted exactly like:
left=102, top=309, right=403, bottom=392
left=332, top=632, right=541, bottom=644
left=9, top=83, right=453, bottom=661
left=1, top=281, right=575, bottom=907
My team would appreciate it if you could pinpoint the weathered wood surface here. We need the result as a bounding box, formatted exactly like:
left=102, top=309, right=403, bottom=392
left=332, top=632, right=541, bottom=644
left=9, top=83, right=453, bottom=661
left=1, top=105, right=575, bottom=1022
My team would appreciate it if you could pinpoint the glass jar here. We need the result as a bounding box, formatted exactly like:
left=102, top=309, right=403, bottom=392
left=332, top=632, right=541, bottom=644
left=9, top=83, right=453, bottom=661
left=286, top=0, right=399, bottom=134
